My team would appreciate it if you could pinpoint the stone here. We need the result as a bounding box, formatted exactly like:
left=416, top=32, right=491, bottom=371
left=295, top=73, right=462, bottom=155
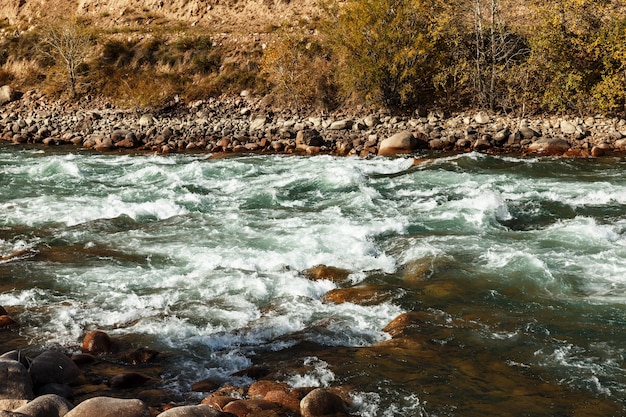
left=223, top=399, right=281, bottom=417
left=249, top=116, right=267, bottom=132
left=474, top=111, right=490, bottom=124
left=0, top=359, right=34, bottom=401
left=527, top=138, right=571, bottom=156
left=0, top=316, right=17, bottom=328
left=200, top=395, right=237, bottom=410
left=303, top=265, right=350, bottom=283
left=138, top=114, right=154, bottom=127
left=157, top=404, right=231, bottom=417
left=64, top=397, right=149, bottom=417
left=363, top=115, right=380, bottom=128
left=264, top=390, right=301, bottom=412
left=81, top=330, right=114, bottom=355
left=29, top=350, right=81, bottom=389
left=473, top=137, right=491, bottom=151
left=322, top=285, right=388, bottom=305
left=328, top=119, right=353, bottom=130
left=614, top=138, right=626, bottom=149
left=429, top=138, right=446, bottom=150
left=493, top=128, right=510, bottom=143
left=519, top=126, right=538, bottom=139
left=382, top=312, right=428, bottom=338
left=0, top=86, right=16, bottom=105
left=300, top=389, right=348, bottom=417
left=247, top=380, right=289, bottom=398
left=0, top=400, right=28, bottom=412
left=295, top=129, right=323, bottom=150
left=378, top=131, right=414, bottom=156
left=560, top=120, right=578, bottom=135
left=13, top=394, right=73, bottom=417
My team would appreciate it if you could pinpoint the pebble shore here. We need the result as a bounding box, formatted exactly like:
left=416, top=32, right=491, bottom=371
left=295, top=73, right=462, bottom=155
left=1, top=89, right=626, bottom=158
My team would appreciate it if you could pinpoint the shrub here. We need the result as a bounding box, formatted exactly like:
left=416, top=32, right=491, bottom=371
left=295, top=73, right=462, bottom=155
left=260, top=31, right=336, bottom=111
left=324, top=0, right=449, bottom=109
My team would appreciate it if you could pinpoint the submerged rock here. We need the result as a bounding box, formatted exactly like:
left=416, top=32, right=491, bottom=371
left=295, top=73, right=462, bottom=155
left=303, top=265, right=350, bottom=283
left=82, top=330, right=115, bottom=355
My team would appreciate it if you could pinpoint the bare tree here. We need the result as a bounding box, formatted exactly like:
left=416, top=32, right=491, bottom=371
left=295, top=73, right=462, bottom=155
left=472, top=0, right=529, bottom=110
left=40, top=19, right=93, bottom=98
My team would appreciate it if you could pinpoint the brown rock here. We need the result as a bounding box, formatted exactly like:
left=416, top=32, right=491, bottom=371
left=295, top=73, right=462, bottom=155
left=0, top=398, right=28, bottom=411
left=382, top=312, right=428, bottom=338
left=64, top=397, right=149, bottom=417
left=82, top=330, right=114, bottom=355
left=0, top=306, right=7, bottom=316
left=264, top=390, right=301, bottom=413
left=300, top=388, right=348, bottom=417
left=0, top=315, right=17, bottom=328
left=191, top=379, right=219, bottom=393
left=247, top=380, right=289, bottom=398
left=223, top=399, right=282, bottom=417
left=158, top=404, right=232, bottom=417
left=200, top=395, right=237, bottom=410
left=322, top=285, right=388, bottom=305
left=303, top=265, right=350, bottom=283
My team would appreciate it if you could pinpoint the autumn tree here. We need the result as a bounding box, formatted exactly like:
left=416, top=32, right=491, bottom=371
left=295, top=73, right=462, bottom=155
left=325, top=0, right=450, bottom=109
left=260, top=31, right=335, bottom=111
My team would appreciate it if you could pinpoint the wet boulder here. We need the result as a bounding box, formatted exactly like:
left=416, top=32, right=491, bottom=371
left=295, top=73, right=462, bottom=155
left=303, top=265, right=350, bottom=283
left=29, top=350, right=81, bottom=390
left=82, top=330, right=114, bottom=355
left=223, top=399, right=282, bottom=417
left=300, top=388, right=348, bottom=417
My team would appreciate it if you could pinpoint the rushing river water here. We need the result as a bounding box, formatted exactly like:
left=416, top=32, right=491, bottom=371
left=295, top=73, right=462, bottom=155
left=0, top=144, right=625, bottom=416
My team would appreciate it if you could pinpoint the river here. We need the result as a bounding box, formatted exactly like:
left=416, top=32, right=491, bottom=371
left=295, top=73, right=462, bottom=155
left=0, top=144, right=624, bottom=416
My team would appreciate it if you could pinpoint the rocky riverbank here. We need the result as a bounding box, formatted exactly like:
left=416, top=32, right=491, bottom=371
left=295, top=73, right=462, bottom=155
left=2, top=88, right=626, bottom=158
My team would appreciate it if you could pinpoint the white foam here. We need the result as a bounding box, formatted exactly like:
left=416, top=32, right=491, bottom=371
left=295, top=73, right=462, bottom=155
left=286, top=357, right=336, bottom=388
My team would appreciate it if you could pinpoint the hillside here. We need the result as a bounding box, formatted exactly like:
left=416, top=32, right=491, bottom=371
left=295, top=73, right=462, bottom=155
left=0, top=0, right=319, bottom=32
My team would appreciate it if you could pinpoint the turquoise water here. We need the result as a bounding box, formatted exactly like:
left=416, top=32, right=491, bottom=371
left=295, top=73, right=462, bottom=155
left=0, top=144, right=625, bottom=415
